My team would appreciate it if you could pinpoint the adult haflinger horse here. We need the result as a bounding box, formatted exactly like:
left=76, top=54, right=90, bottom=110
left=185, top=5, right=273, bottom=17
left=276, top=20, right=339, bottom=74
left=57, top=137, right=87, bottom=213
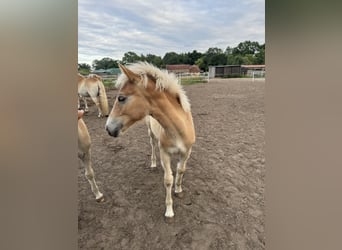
left=105, top=62, right=195, bottom=218
left=78, top=73, right=109, bottom=117
left=78, top=110, right=104, bottom=202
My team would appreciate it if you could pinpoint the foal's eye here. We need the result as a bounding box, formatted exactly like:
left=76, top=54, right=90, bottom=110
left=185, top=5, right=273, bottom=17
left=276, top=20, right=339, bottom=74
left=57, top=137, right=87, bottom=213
left=117, top=95, right=126, bottom=103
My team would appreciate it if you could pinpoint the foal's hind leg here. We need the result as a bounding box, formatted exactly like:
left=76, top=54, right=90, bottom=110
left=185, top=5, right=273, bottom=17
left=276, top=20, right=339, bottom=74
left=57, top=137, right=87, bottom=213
left=175, top=148, right=192, bottom=195
left=147, top=126, right=157, bottom=168
left=82, top=97, right=89, bottom=112
left=90, top=96, right=102, bottom=117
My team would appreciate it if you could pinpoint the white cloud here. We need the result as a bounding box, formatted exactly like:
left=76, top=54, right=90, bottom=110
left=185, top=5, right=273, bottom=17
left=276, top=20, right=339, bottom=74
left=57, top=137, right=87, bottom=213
left=78, top=0, right=265, bottom=65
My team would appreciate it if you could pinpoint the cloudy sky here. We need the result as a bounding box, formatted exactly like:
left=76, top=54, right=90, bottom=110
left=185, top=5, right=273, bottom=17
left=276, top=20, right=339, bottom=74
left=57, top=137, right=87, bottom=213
left=78, top=0, right=265, bottom=65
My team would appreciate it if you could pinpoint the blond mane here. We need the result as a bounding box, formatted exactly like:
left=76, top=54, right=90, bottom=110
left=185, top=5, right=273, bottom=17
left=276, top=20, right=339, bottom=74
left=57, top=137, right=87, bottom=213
left=116, top=62, right=191, bottom=112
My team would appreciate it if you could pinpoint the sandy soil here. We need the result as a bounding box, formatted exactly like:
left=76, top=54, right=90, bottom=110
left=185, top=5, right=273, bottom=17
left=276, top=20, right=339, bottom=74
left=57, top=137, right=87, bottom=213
left=78, top=78, right=265, bottom=249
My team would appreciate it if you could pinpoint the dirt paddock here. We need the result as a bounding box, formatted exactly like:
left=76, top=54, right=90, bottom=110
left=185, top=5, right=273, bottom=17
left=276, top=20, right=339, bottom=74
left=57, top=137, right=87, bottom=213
left=78, top=78, right=265, bottom=249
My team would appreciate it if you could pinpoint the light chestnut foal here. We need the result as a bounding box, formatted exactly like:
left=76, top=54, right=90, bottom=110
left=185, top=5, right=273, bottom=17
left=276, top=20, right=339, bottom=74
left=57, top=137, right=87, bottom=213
left=78, top=73, right=109, bottom=117
left=78, top=110, right=104, bottom=202
left=105, top=62, right=195, bottom=218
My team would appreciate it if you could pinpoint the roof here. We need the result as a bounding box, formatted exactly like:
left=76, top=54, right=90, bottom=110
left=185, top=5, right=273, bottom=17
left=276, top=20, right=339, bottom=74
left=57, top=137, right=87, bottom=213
left=166, top=64, right=200, bottom=73
left=241, top=64, right=265, bottom=68
left=166, top=64, right=191, bottom=70
left=210, top=65, right=265, bottom=68
left=189, top=65, right=200, bottom=73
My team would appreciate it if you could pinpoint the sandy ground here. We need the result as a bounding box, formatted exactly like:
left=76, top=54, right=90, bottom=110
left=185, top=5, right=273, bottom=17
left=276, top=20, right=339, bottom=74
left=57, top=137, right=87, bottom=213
left=78, top=78, right=265, bottom=249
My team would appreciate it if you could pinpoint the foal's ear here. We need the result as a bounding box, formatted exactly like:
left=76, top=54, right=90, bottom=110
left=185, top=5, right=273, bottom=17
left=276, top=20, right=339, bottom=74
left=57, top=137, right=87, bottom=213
left=119, top=64, right=140, bottom=83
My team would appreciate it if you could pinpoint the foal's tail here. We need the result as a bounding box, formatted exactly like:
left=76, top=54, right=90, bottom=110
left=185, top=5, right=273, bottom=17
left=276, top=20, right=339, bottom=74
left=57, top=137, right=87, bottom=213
left=97, top=80, right=109, bottom=116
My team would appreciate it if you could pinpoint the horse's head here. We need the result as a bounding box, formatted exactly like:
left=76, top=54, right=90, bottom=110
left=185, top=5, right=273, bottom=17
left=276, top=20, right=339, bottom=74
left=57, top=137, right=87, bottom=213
left=105, top=64, right=151, bottom=137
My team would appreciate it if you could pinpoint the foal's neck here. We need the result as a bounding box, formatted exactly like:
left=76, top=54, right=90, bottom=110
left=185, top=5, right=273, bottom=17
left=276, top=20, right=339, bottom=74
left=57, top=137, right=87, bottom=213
left=150, top=91, right=189, bottom=139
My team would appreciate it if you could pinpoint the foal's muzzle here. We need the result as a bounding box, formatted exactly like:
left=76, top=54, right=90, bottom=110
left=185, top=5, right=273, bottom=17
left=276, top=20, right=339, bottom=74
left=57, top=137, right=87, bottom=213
left=105, top=119, right=123, bottom=138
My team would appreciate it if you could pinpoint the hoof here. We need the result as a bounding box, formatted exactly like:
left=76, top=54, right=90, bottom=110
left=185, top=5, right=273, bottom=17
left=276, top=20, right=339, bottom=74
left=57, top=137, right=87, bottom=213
left=174, top=192, right=184, bottom=199
left=96, top=195, right=105, bottom=203
left=164, top=216, right=174, bottom=224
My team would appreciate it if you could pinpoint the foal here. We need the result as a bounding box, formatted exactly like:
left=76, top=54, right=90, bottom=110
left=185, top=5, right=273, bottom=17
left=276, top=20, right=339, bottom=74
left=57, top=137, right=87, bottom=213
left=78, top=73, right=109, bottom=117
left=78, top=110, right=104, bottom=202
left=105, top=62, right=195, bottom=218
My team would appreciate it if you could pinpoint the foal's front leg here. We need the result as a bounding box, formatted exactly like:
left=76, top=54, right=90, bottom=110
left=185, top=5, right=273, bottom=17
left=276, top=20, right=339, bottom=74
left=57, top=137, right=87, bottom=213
left=82, top=148, right=104, bottom=202
left=159, top=147, right=174, bottom=218
left=175, top=148, right=192, bottom=194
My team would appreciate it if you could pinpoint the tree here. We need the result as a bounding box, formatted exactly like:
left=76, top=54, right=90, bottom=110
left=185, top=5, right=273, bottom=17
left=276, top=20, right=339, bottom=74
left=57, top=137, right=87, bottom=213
left=78, top=63, right=91, bottom=75
left=163, top=52, right=181, bottom=65
left=254, top=44, right=265, bottom=64
left=78, top=63, right=90, bottom=71
left=122, top=51, right=140, bottom=64
left=225, top=41, right=265, bottom=65
left=187, top=50, right=203, bottom=65
left=232, top=41, right=261, bottom=56
left=92, top=57, right=119, bottom=70
left=195, top=57, right=206, bottom=71
left=145, top=54, right=163, bottom=67
left=88, top=40, right=265, bottom=73
left=196, top=47, right=226, bottom=71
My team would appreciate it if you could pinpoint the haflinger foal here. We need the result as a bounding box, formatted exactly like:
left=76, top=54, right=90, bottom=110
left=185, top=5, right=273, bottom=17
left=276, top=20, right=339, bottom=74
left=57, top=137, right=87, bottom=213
left=78, top=110, right=104, bottom=202
left=105, top=62, right=195, bottom=218
left=78, top=73, right=109, bottom=117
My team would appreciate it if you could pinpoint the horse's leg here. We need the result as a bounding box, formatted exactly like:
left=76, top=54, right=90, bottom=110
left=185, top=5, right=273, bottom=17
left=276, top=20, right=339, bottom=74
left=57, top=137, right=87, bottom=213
left=82, top=97, right=89, bottom=112
left=90, top=95, right=102, bottom=117
left=78, top=120, right=104, bottom=201
left=147, top=125, right=157, bottom=168
left=175, top=148, right=192, bottom=195
left=159, top=147, right=174, bottom=218
left=78, top=96, right=80, bottom=109
left=82, top=148, right=104, bottom=202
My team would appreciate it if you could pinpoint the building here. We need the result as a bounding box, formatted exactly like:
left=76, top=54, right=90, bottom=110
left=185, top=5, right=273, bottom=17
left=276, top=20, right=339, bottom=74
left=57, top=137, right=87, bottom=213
left=209, top=64, right=265, bottom=78
left=209, top=65, right=242, bottom=78
left=166, top=64, right=200, bottom=74
left=241, top=65, right=266, bottom=76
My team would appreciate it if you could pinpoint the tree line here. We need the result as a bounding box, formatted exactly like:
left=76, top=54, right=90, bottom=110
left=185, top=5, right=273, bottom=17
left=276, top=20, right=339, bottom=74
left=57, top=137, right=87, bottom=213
left=78, top=40, right=265, bottom=74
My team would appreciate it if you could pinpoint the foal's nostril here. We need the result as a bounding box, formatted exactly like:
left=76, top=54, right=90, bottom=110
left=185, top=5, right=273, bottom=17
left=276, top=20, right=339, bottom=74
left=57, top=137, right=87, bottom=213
left=105, top=125, right=113, bottom=136
left=105, top=115, right=109, bottom=117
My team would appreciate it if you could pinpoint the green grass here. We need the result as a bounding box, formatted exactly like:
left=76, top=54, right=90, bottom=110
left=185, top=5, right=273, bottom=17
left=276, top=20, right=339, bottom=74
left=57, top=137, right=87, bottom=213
left=222, top=74, right=248, bottom=78
left=102, top=79, right=116, bottom=88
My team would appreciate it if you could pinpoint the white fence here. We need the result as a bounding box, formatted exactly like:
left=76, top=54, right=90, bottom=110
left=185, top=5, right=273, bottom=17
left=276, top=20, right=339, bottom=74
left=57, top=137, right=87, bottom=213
left=99, top=72, right=211, bottom=87
left=251, top=70, right=266, bottom=81
left=176, top=72, right=210, bottom=85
